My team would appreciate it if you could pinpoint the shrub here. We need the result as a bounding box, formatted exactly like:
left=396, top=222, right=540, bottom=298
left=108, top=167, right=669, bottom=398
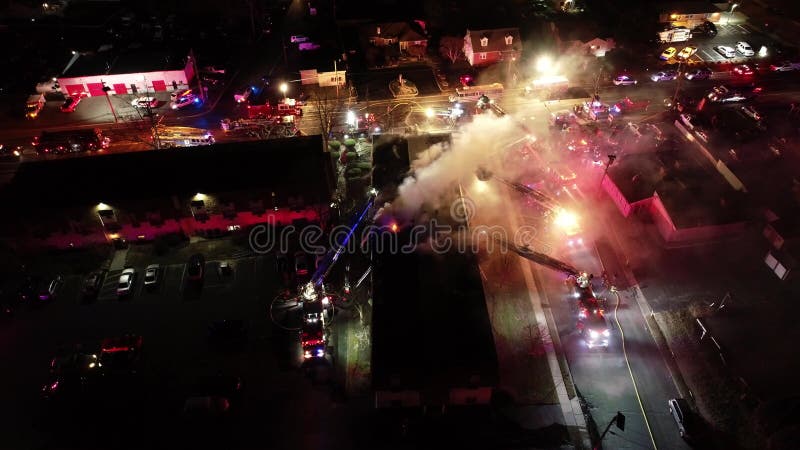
left=344, top=138, right=357, bottom=148
left=328, top=140, right=341, bottom=151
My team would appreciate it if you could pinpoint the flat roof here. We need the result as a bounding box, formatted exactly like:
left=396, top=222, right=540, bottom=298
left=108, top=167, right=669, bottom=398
left=372, top=230, right=498, bottom=397
left=0, top=136, right=333, bottom=211
left=63, top=48, right=189, bottom=78
left=608, top=147, right=747, bottom=228
left=658, top=2, right=722, bottom=15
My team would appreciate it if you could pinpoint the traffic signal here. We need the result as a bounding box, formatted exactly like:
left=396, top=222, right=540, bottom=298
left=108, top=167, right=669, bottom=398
left=615, top=411, right=625, bottom=431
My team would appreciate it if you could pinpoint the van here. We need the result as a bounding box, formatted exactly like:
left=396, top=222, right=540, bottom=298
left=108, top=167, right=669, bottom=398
left=657, top=27, right=692, bottom=43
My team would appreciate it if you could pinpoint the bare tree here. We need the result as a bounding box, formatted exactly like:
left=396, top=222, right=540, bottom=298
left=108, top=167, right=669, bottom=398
left=311, top=88, right=344, bottom=151
left=439, top=36, right=464, bottom=63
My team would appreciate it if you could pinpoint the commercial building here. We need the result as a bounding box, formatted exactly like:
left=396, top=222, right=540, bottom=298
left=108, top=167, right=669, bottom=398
left=603, top=147, right=748, bottom=244
left=658, top=2, right=723, bottom=28
left=371, top=232, right=498, bottom=409
left=0, top=136, right=335, bottom=250
left=53, top=49, right=196, bottom=97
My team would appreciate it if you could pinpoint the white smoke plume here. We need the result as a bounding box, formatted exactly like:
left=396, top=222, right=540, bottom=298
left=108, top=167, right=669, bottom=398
left=395, top=114, right=526, bottom=218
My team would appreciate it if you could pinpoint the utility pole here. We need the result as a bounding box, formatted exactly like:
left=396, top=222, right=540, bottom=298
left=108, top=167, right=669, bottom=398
left=101, top=83, right=118, bottom=123
left=596, top=411, right=626, bottom=449
left=189, top=49, right=205, bottom=102
left=141, top=76, right=161, bottom=149
left=672, top=60, right=684, bottom=110
left=334, top=59, right=340, bottom=98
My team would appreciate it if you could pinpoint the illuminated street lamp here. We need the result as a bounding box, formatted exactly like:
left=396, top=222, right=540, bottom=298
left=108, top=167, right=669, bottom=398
left=727, top=3, right=739, bottom=25
left=279, top=82, right=288, bottom=100
left=425, top=107, right=434, bottom=118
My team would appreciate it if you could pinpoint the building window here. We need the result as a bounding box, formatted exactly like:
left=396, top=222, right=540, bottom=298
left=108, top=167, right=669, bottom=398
left=504, top=35, right=513, bottom=45
left=480, top=37, right=488, bottom=47
left=480, top=53, right=487, bottom=60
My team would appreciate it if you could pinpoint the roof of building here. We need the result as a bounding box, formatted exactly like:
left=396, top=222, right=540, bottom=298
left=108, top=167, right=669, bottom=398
left=658, top=2, right=722, bottom=15
left=372, top=232, right=498, bottom=396
left=0, top=136, right=333, bottom=212
left=359, top=22, right=427, bottom=42
left=62, top=48, right=189, bottom=78
left=466, top=28, right=522, bottom=53
left=608, top=147, right=747, bottom=228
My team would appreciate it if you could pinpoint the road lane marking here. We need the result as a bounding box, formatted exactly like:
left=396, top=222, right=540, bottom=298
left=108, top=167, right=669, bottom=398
left=593, top=243, right=658, bottom=449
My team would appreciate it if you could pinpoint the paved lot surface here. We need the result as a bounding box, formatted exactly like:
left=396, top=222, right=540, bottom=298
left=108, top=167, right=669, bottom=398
left=0, top=253, right=366, bottom=449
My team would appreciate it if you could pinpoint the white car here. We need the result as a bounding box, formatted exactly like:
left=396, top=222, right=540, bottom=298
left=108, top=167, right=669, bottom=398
left=144, top=264, right=160, bottom=287
left=171, top=94, right=200, bottom=110
left=715, top=46, right=736, bottom=58
left=117, top=268, right=136, bottom=296
left=736, top=41, right=754, bottom=57
left=612, top=74, right=637, bottom=86
left=770, top=61, right=800, bottom=72
left=131, top=97, right=158, bottom=108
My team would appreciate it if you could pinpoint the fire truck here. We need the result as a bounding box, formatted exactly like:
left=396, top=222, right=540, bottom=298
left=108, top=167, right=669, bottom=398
left=569, top=272, right=611, bottom=349
left=301, top=321, right=326, bottom=359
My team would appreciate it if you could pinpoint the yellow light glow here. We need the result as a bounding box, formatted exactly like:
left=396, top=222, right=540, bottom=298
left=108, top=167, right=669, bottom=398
left=193, top=193, right=206, bottom=201
left=97, top=202, right=110, bottom=210
left=390, top=223, right=398, bottom=232
left=108, top=233, right=120, bottom=239
left=554, top=208, right=580, bottom=235
left=536, top=56, right=553, bottom=74
left=425, top=108, right=434, bottom=118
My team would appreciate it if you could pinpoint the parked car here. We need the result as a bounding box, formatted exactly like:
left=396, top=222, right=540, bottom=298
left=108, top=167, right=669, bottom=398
left=117, top=268, right=136, bottom=297
left=659, top=47, right=677, bottom=60
left=732, top=64, right=754, bottom=76
left=82, top=270, right=106, bottom=300
left=131, top=96, right=158, bottom=108
left=740, top=105, right=762, bottom=121
left=770, top=61, right=800, bottom=72
left=650, top=70, right=678, bottom=82
left=60, top=96, right=81, bottom=112
left=38, top=276, right=63, bottom=301
left=668, top=398, right=693, bottom=439
left=218, top=261, right=233, bottom=277
left=612, top=74, right=637, bottom=86
left=677, top=46, right=697, bottom=60
left=715, top=46, right=736, bottom=58
left=100, top=334, right=143, bottom=375
left=290, top=35, right=308, bottom=43
left=736, top=41, right=755, bottom=57
left=692, top=20, right=717, bottom=36
left=143, top=264, right=160, bottom=288
left=684, top=67, right=712, bottom=80
left=187, top=254, right=205, bottom=281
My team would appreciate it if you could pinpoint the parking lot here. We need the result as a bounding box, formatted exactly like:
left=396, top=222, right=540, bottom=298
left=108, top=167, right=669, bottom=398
left=0, top=251, right=361, bottom=449
left=660, top=23, right=776, bottom=66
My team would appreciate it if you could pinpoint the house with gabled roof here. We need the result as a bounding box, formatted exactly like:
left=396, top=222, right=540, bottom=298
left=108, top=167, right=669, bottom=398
left=463, top=28, right=522, bottom=67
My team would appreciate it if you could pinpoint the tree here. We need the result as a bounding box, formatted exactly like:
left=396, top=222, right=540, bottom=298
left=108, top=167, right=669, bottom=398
left=439, top=36, right=464, bottom=63
left=310, top=88, right=344, bottom=152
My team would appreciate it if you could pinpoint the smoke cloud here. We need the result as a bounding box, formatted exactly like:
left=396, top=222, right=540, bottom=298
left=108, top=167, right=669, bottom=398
left=395, top=114, right=526, bottom=218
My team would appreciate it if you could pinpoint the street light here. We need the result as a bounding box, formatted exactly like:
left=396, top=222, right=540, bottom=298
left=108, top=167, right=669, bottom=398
left=536, top=55, right=554, bottom=74
left=279, top=82, right=288, bottom=100
left=727, top=3, right=739, bottom=25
